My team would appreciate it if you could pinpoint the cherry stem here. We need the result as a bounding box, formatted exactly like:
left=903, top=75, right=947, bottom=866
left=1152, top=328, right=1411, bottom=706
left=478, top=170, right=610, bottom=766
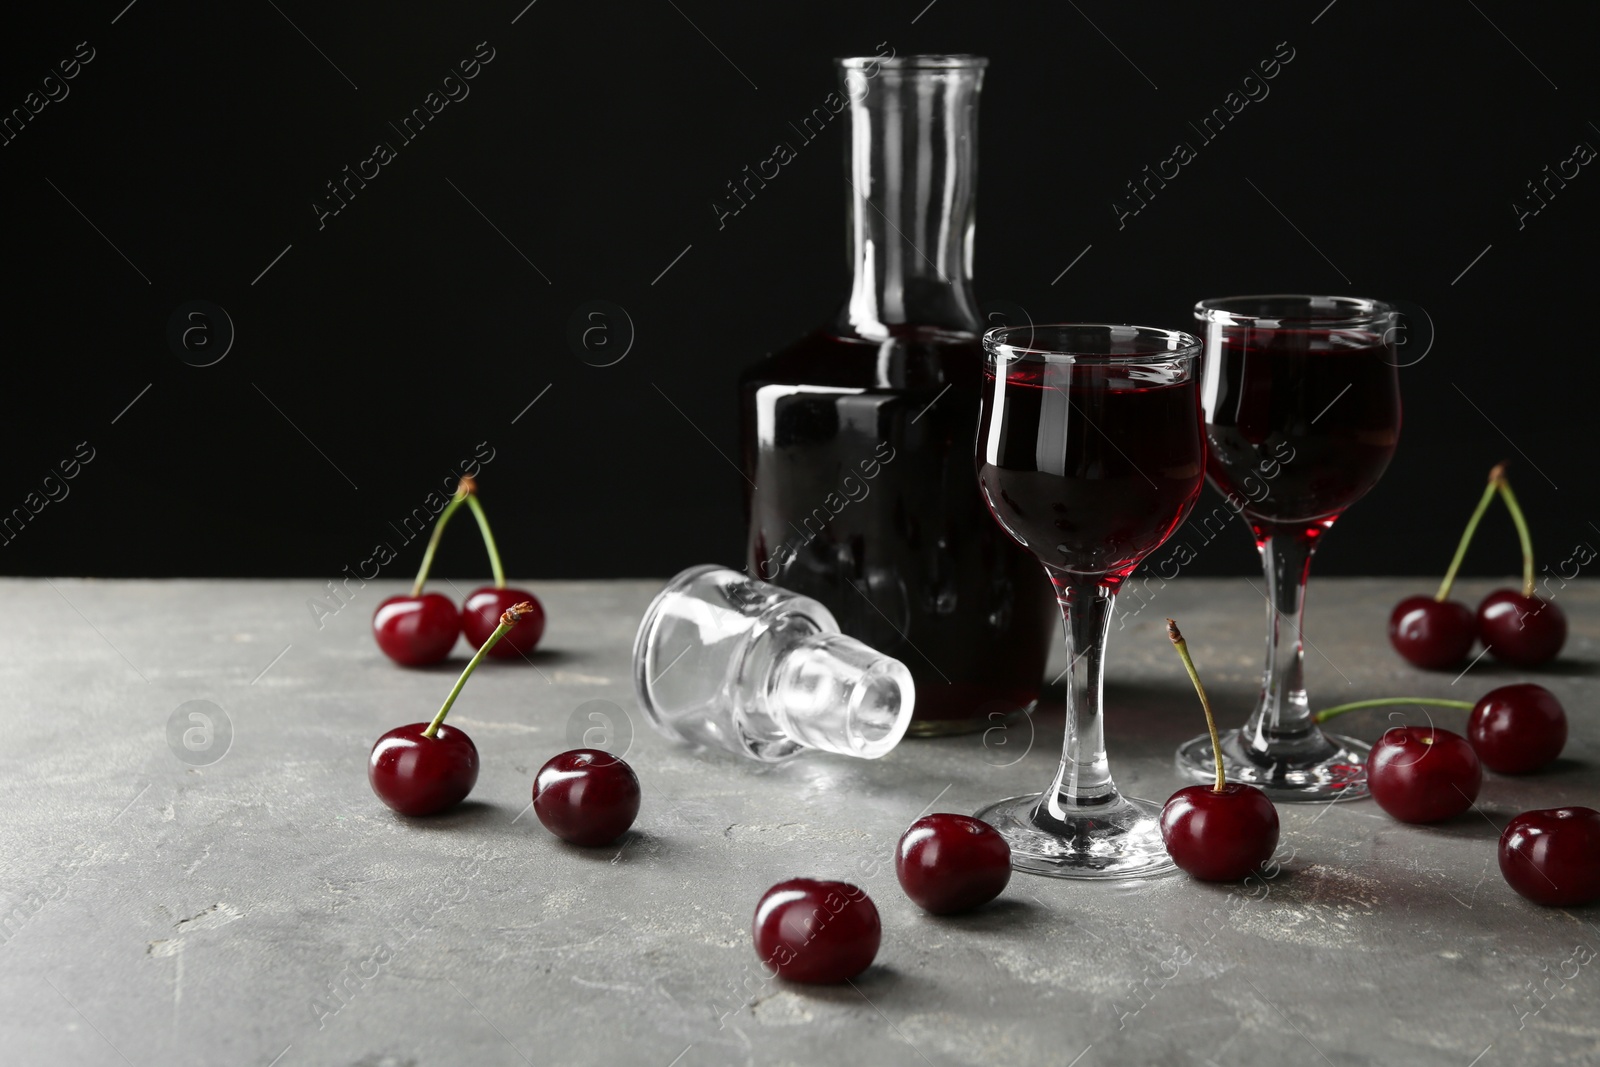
left=422, top=602, right=533, bottom=738
left=409, top=479, right=475, bottom=598
left=464, top=495, right=506, bottom=589
left=1435, top=463, right=1504, bottom=602
left=1167, top=618, right=1225, bottom=792
left=1494, top=472, right=1536, bottom=597
left=1313, top=697, right=1473, bottom=724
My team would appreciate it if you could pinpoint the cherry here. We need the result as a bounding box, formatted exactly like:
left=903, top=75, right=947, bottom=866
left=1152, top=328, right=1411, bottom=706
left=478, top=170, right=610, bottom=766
left=1499, top=807, right=1600, bottom=907
left=531, top=749, right=641, bottom=846
left=1367, top=726, right=1481, bottom=823
left=369, top=722, right=479, bottom=815
left=1160, top=619, right=1280, bottom=881
left=463, top=587, right=546, bottom=659
left=373, top=476, right=475, bottom=666
left=1468, top=683, right=1566, bottom=774
left=1388, top=596, right=1476, bottom=670
left=1479, top=466, right=1565, bottom=666
left=373, top=593, right=461, bottom=666
left=752, top=879, right=880, bottom=984
left=456, top=482, right=545, bottom=659
left=1478, top=590, right=1566, bottom=667
left=1387, top=469, right=1499, bottom=671
left=367, top=601, right=535, bottom=816
left=895, top=814, right=1011, bottom=914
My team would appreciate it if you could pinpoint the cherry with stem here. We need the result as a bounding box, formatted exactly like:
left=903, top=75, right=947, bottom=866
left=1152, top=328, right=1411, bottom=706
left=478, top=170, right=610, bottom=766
left=372, top=478, right=473, bottom=666
left=1159, top=619, right=1280, bottom=882
left=1479, top=469, right=1566, bottom=666
left=459, top=484, right=546, bottom=660
left=1315, top=696, right=1481, bottom=823
left=369, top=601, right=536, bottom=815
left=1387, top=465, right=1500, bottom=670
left=1315, top=683, right=1566, bottom=775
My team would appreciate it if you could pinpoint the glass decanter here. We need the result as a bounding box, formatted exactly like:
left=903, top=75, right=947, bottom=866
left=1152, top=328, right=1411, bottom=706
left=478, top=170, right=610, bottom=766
left=738, top=54, right=1054, bottom=737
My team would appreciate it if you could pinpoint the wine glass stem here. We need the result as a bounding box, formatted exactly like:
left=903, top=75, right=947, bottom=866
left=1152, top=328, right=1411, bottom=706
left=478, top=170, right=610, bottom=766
left=1246, top=527, right=1322, bottom=751
left=1040, top=575, right=1117, bottom=817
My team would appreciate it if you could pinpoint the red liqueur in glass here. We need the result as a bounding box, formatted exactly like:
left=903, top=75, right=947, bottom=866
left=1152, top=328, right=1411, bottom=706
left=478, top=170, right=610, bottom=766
left=977, top=363, right=1205, bottom=580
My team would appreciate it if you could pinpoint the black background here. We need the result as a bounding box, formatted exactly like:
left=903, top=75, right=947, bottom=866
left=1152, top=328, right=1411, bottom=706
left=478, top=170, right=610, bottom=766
left=1, top=1, right=1594, bottom=586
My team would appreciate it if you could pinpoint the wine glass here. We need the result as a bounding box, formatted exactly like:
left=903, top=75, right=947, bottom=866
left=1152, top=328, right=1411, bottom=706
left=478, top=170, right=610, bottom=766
left=1174, top=295, right=1401, bottom=800
left=974, top=324, right=1204, bottom=878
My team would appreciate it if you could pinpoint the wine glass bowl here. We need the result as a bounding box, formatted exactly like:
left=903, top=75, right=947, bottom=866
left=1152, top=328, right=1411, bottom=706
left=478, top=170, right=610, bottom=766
left=1175, top=295, right=1402, bottom=800
left=975, top=324, right=1204, bottom=878
left=1198, top=295, right=1401, bottom=528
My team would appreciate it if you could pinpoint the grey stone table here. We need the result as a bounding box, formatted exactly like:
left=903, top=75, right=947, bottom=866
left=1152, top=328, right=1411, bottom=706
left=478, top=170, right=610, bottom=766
left=2, top=578, right=1597, bottom=1067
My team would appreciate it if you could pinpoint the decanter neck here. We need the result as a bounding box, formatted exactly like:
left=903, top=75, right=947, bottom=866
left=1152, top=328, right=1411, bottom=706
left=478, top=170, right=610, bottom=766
left=835, top=55, right=986, bottom=340
left=632, top=567, right=913, bottom=762
left=765, top=632, right=913, bottom=759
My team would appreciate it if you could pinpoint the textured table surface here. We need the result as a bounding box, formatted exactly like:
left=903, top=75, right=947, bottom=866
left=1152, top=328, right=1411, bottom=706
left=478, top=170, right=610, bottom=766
left=1, top=577, right=1596, bottom=1067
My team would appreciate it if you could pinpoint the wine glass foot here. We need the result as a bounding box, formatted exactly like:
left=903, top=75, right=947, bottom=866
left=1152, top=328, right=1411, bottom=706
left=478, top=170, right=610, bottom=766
left=1175, top=728, right=1369, bottom=802
left=973, top=793, right=1177, bottom=880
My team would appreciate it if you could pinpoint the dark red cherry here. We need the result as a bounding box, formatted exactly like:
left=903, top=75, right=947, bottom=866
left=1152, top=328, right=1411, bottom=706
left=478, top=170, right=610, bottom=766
left=1159, top=784, right=1280, bottom=881
left=895, top=814, right=1011, bottom=914
left=1499, top=807, right=1600, bottom=906
left=1388, top=596, right=1477, bottom=670
left=1478, top=590, right=1566, bottom=666
left=1367, top=726, right=1482, bottom=823
left=1468, top=683, right=1567, bottom=774
left=531, top=749, right=640, bottom=846
left=368, top=722, right=479, bottom=815
left=463, top=587, right=545, bottom=659
left=753, top=879, right=880, bottom=984
left=373, top=593, right=460, bottom=666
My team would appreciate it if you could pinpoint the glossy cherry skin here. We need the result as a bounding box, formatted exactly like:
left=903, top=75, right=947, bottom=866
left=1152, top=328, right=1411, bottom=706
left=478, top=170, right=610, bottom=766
left=373, top=593, right=460, bottom=666
left=1159, top=784, right=1280, bottom=881
left=1468, top=683, right=1567, bottom=774
left=753, top=879, right=880, bottom=984
left=1367, top=726, right=1482, bottom=823
left=1499, top=807, right=1600, bottom=906
left=1388, top=596, right=1477, bottom=670
left=531, top=749, right=640, bottom=846
left=1478, top=589, right=1566, bottom=666
left=463, top=587, right=546, bottom=659
left=368, top=723, right=479, bottom=816
left=895, top=814, right=1011, bottom=914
